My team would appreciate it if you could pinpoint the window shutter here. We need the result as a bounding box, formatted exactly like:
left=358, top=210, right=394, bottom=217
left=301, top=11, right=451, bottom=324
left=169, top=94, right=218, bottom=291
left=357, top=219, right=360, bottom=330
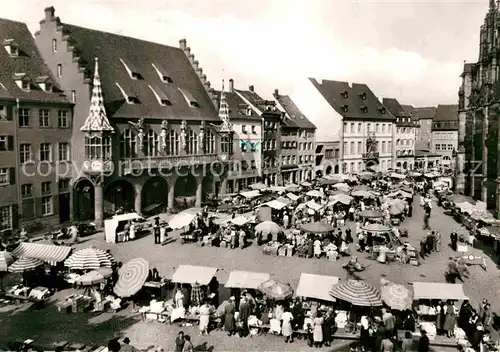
left=7, top=135, right=14, bottom=151
left=11, top=204, right=19, bottom=230
left=6, top=105, right=12, bottom=120
left=9, top=167, right=15, bottom=185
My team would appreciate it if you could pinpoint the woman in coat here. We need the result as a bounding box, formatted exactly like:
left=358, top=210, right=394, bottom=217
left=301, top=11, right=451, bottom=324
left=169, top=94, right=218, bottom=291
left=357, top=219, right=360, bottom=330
left=313, top=311, right=324, bottom=347
left=224, top=298, right=236, bottom=336
left=443, top=301, right=457, bottom=338
left=281, top=307, right=294, bottom=343
left=322, top=310, right=334, bottom=347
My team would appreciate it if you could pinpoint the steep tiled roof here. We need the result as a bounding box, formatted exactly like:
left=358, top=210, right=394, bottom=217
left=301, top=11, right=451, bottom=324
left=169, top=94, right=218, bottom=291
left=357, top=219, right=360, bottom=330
left=412, top=107, right=436, bottom=121
left=382, top=98, right=410, bottom=118
left=214, top=90, right=261, bottom=121
left=433, top=104, right=458, bottom=122
left=58, top=23, right=217, bottom=121
left=309, top=78, right=394, bottom=121
left=274, top=93, right=316, bottom=130
left=0, top=18, right=70, bottom=103
left=401, top=104, right=414, bottom=114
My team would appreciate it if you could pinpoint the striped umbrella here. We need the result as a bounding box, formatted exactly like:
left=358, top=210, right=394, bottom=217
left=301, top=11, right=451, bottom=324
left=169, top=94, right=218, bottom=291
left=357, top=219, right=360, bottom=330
left=258, top=279, right=293, bottom=300
left=75, top=267, right=113, bottom=286
left=8, top=257, right=44, bottom=273
left=64, top=247, right=114, bottom=270
left=114, top=258, right=149, bottom=298
left=255, top=221, right=282, bottom=236
left=381, top=284, right=412, bottom=311
left=0, top=251, right=13, bottom=272
left=330, top=279, right=383, bottom=307
left=190, top=282, right=205, bottom=306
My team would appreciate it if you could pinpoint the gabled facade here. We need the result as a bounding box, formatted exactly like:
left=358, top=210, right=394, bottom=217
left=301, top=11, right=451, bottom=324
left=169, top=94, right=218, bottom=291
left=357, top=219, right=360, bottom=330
left=273, top=89, right=316, bottom=183
left=35, top=7, right=228, bottom=223
left=431, top=104, right=459, bottom=167
left=382, top=98, right=416, bottom=170
left=412, top=107, right=436, bottom=152
left=315, top=141, right=340, bottom=176
left=235, top=86, right=282, bottom=186
left=307, top=78, right=396, bottom=173
left=215, top=79, right=262, bottom=194
left=0, top=17, right=74, bottom=235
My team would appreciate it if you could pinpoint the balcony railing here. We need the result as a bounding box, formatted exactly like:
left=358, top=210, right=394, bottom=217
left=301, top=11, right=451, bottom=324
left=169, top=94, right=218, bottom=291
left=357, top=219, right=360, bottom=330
left=83, top=160, right=114, bottom=174
left=120, top=154, right=220, bottom=174
left=362, top=152, right=379, bottom=160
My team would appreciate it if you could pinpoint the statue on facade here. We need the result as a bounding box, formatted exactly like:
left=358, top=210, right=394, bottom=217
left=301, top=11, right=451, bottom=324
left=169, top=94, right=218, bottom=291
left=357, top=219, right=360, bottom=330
left=128, top=118, right=146, bottom=150
left=160, top=120, right=169, bottom=150
left=198, top=121, right=206, bottom=152
left=366, top=134, right=378, bottom=154
left=180, top=120, right=187, bottom=148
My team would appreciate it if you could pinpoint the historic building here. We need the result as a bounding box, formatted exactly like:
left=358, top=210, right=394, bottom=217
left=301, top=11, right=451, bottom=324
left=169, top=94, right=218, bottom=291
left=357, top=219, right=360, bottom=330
left=306, top=79, right=395, bottom=173
left=0, top=18, right=74, bottom=235
left=382, top=98, right=416, bottom=171
left=273, top=89, right=316, bottom=183
left=430, top=104, right=459, bottom=168
left=235, top=87, right=282, bottom=186
left=457, top=0, right=500, bottom=213
left=215, top=79, right=262, bottom=194
left=35, top=7, right=229, bottom=225
left=412, top=107, right=436, bottom=152
left=315, top=141, right=340, bottom=176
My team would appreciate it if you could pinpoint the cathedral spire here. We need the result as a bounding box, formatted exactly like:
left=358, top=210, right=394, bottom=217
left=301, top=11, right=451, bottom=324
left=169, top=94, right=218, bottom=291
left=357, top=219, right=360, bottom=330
left=218, top=79, right=233, bottom=133
left=80, top=58, right=114, bottom=133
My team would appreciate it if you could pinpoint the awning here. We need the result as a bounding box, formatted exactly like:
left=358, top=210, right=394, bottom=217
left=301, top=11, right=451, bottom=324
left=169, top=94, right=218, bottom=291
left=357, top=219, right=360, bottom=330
left=296, top=273, right=340, bottom=302
left=240, top=190, right=261, bottom=199
left=412, top=282, right=469, bottom=301
left=231, top=216, right=252, bottom=226
left=261, top=200, right=288, bottom=210
left=287, top=193, right=299, bottom=201
left=276, top=197, right=292, bottom=205
left=112, top=212, right=143, bottom=221
left=306, top=200, right=323, bottom=211
left=171, top=265, right=218, bottom=285
left=249, top=182, right=268, bottom=191
left=12, top=242, right=72, bottom=265
left=301, top=181, right=312, bottom=187
left=269, top=186, right=286, bottom=193
left=389, top=172, right=406, bottom=179
left=224, top=270, right=271, bottom=289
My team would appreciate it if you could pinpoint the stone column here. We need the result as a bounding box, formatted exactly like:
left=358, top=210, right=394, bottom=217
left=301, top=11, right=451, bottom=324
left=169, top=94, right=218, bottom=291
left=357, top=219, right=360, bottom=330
left=134, top=184, right=142, bottom=214
left=94, top=182, right=104, bottom=229
left=221, top=178, right=228, bottom=196
left=195, top=178, right=202, bottom=208
left=482, top=106, right=489, bottom=202
left=167, top=186, right=175, bottom=213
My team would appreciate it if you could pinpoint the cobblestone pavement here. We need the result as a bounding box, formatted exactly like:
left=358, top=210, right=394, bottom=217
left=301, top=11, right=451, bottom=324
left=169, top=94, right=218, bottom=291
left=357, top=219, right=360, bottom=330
left=3, top=195, right=498, bottom=350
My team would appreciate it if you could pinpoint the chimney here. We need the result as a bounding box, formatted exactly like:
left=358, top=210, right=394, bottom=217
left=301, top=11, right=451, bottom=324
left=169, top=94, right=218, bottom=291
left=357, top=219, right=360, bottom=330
left=196, top=67, right=203, bottom=78
left=229, top=79, right=234, bottom=93
left=179, top=38, right=187, bottom=50
left=184, top=47, right=191, bottom=57
left=188, top=54, right=195, bottom=64
left=193, top=60, right=199, bottom=70
left=200, top=74, right=207, bottom=84
left=44, top=6, right=55, bottom=21
left=249, top=85, right=254, bottom=92
left=273, top=89, right=279, bottom=98
left=205, top=81, right=211, bottom=90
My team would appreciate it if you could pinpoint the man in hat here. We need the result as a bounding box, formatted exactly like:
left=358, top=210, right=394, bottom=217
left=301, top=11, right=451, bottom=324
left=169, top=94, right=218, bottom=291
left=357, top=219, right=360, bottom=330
left=120, top=337, right=137, bottom=352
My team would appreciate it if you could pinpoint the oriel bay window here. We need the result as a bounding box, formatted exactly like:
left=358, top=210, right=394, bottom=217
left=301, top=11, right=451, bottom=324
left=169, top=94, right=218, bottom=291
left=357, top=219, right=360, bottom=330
left=144, top=130, right=159, bottom=157
left=85, top=134, right=112, bottom=160
left=119, top=129, right=136, bottom=158
left=221, top=135, right=232, bottom=153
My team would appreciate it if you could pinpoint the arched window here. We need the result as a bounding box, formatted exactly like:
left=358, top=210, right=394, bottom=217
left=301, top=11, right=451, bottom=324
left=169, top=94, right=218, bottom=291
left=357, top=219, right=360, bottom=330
left=187, top=130, right=198, bottom=154
left=204, top=130, right=215, bottom=154
left=144, top=130, right=159, bottom=157
left=169, top=130, right=179, bottom=156
left=120, top=129, right=136, bottom=158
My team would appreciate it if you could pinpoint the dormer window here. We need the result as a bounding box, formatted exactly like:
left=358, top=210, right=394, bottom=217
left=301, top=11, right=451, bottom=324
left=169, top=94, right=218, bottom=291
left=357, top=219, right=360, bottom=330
left=116, top=82, right=141, bottom=104
left=119, top=59, right=143, bottom=80
left=3, top=39, right=19, bottom=57
left=35, top=76, right=53, bottom=92
left=246, top=107, right=252, bottom=116
left=396, top=118, right=400, bottom=123
left=341, top=90, right=348, bottom=99
left=152, top=63, right=172, bottom=83
left=13, top=73, right=30, bottom=91
left=148, top=85, right=171, bottom=106
left=178, top=88, right=199, bottom=108
left=361, top=106, right=368, bottom=113
left=342, top=104, right=349, bottom=112
left=359, top=92, right=367, bottom=100
left=378, top=107, right=386, bottom=114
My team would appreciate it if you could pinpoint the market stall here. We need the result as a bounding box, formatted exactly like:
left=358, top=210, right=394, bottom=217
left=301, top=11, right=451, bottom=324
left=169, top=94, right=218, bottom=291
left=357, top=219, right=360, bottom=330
left=11, top=242, right=72, bottom=265
left=171, top=265, right=218, bottom=286
left=295, top=273, right=339, bottom=302
left=224, top=270, right=270, bottom=290
left=104, top=212, right=148, bottom=243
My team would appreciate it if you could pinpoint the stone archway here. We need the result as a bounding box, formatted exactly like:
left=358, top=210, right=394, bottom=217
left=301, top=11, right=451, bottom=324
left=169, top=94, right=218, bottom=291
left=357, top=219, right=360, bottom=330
left=325, top=165, right=332, bottom=175
left=334, top=165, right=339, bottom=174
left=174, top=173, right=197, bottom=210
left=104, top=179, right=135, bottom=217
left=403, top=161, right=408, bottom=169
left=73, top=178, right=95, bottom=221
left=142, top=176, right=169, bottom=215
left=396, top=162, right=402, bottom=169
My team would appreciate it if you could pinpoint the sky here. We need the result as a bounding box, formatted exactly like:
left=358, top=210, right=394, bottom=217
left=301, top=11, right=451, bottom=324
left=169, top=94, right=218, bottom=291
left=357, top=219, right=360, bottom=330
left=2, top=0, right=491, bottom=107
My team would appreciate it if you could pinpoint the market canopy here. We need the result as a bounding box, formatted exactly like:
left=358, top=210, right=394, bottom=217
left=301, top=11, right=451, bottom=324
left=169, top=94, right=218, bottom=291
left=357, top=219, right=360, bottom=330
left=332, top=194, right=354, bottom=205
left=240, top=190, right=261, bottom=199
left=296, top=273, right=340, bottom=302
left=269, top=186, right=286, bottom=193
left=287, top=193, right=300, bottom=201
left=389, top=172, right=406, bottom=180
left=12, top=242, right=72, bottom=265
left=300, top=222, right=334, bottom=233
left=285, top=183, right=300, bottom=192
left=412, top=282, right=469, bottom=301
left=249, top=182, right=268, bottom=191
left=171, top=265, right=218, bottom=285
left=261, top=199, right=288, bottom=210
left=230, top=215, right=253, bottom=226
left=112, top=212, right=143, bottom=222
left=306, top=190, right=323, bottom=198
left=306, top=201, right=323, bottom=211
left=330, top=279, right=383, bottom=306
left=114, top=258, right=149, bottom=298
left=224, top=270, right=271, bottom=289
